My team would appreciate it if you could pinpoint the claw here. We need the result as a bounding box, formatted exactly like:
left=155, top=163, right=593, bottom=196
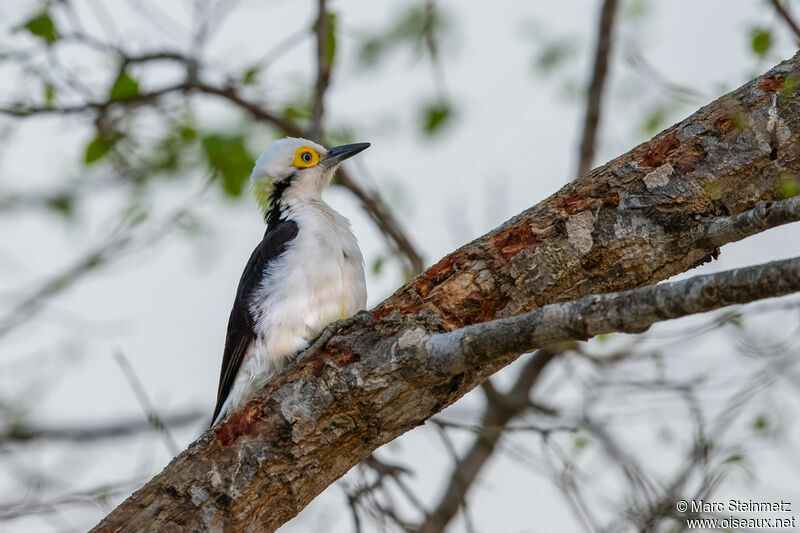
left=295, top=310, right=374, bottom=364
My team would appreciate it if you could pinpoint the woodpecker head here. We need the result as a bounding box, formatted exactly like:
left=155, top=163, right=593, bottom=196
left=250, top=137, right=370, bottom=213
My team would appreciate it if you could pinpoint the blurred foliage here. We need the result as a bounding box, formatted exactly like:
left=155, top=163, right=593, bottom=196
left=420, top=100, right=453, bottom=136
left=357, top=3, right=449, bottom=66
left=573, top=432, right=591, bottom=451
left=241, top=66, right=260, bottom=86
left=641, top=106, right=667, bottom=136
left=534, top=38, right=578, bottom=74
left=18, top=11, right=58, bottom=43
left=43, top=82, right=56, bottom=107
left=147, top=118, right=198, bottom=174
left=110, top=72, right=141, bottom=101
left=283, top=100, right=313, bottom=123
left=371, top=255, right=386, bottom=275
left=201, top=134, right=256, bottom=197
left=84, top=136, right=116, bottom=164
left=314, top=11, right=338, bottom=65
left=622, top=0, right=650, bottom=19
left=47, top=194, right=75, bottom=218
left=751, top=413, right=772, bottom=434
left=750, top=28, right=773, bottom=57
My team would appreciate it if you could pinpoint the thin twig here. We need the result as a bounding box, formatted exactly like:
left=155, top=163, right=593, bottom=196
left=113, top=351, right=179, bottom=454
left=1, top=410, right=204, bottom=443
left=0, top=180, right=210, bottom=339
left=415, top=349, right=559, bottom=533
left=576, top=0, right=618, bottom=179
left=770, top=0, right=800, bottom=45
left=310, top=0, right=332, bottom=142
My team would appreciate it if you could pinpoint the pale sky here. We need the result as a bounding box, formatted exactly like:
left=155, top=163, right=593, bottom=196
left=1, top=1, right=799, bottom=532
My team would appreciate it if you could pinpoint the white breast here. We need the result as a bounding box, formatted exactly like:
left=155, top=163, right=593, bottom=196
left=223, top=194, right=367, bottom=416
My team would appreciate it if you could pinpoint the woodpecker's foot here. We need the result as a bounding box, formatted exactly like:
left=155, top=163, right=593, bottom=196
left=296, top=310, right=374, bottom=364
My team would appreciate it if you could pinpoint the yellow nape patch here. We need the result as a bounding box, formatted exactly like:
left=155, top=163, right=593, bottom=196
left=293, top=146, right=320, bottom=168
left=252, top=180, right=274, bottom=213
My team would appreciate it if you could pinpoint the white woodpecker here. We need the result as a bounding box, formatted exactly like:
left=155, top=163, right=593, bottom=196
left=211, top=137, right=370, bottom=426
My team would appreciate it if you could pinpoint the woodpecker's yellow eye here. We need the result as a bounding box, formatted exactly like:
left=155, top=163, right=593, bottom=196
left=293, top=147, right=319, bottom=168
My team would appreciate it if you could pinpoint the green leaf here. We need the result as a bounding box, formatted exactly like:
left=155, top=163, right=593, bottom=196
left=20, top=12, right=58, bottom=43
left=310, top=11, right=337, bottom=65
left=242, top=66, right=259, bottom=86
left=752, top=413, right=769, bottom=433
left=43, top=83, right=56, bottom=107
left=750, top=28, right=772, bottom=57
left=623, top=0, right=649, bottom=19
left=535, top=39, right=577, bottom=74
left=358, top=37, right=385, bottom=66
left=594, top=333, right=611, bottom=344
left=84, top=136, right=115, bottom=164
left=642, top=107, right=666, bottom=136
left=421, top=101, right=453, bottom=136
left=46, top=194, right=74, bottom=218
left=573, top=433, right=591, bottom=451
left=356, top=4, right=449, bottom=66
left=110, top=71, right=140, bottom=101
left=283, top=102, right=312, bottom=122
left=325, top=12, right=338, bottom=65
left=201, top=134, right=255, bottom=197
left=371, top=255, right=386, bottom=275
left=326, top=128, right=355, bottom=148
left=180, top=125, right=196, bottom=141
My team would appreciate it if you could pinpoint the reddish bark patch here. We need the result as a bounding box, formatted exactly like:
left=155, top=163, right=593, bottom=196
left=490, top=223, right=540, bottom=261
left=414, top=254, right=458, bottom=297
left=639, top=132, right=680, bottom=168
left=371, top=296, right=420, bottom=322
left=371, top=303, right=394, bottom=322
left=757, top=76, right=785, bottom=93
left=215, top=405, right=264, bottom=446
left=553, top=193, right=591, bottom=214
left=461, top=293, right=510, bottom=326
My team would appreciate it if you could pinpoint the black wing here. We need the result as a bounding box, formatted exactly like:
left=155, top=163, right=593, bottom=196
left=211, top=219, right=299, bottom=425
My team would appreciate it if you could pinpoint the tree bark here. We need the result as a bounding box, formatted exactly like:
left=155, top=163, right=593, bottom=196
left=93, top=53, right=800, bottom=532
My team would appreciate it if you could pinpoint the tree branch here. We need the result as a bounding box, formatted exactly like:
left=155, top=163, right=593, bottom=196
left=576, top=0, right=618, bottom=179
left=427, top=256, right=800, bottom=372
left=0, top=54, right=425, bottom=274
left=93, top=52, right=800, bottom=532
left=416, top=349, right=560, bottom=533
left=770, top=0, right=800, bottom=45
left=310, top=0, right=332, bottom=142
left=1, top=410, right=204, bottom=444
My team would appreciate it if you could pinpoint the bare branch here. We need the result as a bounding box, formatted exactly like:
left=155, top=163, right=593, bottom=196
left=0, top=181, right=209, bottom=339
left=113, top=351, right=181, bottom=455
left=770, top=0, right=800, bottom=45
left=426, top=256, right=800, bottom=379
left=310, top=0, right=332, bottom=142
left=576, top=0, right=618, bottom=179
left=0, top=410, right=204, bottom=444
left=416, top=349, right=559, bottom=533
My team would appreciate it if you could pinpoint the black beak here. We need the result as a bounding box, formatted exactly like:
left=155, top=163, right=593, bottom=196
left=322, top=142, right=370, bottom=166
